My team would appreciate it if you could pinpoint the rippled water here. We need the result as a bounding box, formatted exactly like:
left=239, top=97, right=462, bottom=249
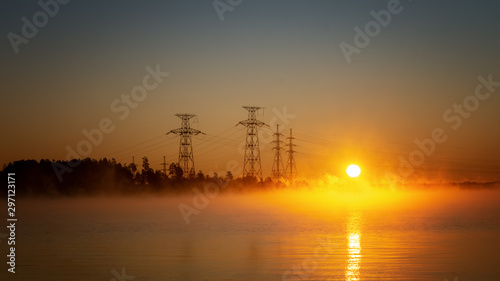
left=4, top=188, right=500, bottom=281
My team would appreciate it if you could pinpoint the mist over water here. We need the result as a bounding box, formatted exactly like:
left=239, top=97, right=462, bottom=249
left=5, top=187, right=500, bottom=281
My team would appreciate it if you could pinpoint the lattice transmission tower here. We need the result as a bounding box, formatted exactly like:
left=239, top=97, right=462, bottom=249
left=161, top=156, right=167, bottom=175
left=237, top=106, right=267, bottom=180
left=167, top=114, right=204, bottom=178
left=271, top=124, right=285, bottom=180
left=285, top=129, right=297, bottom=180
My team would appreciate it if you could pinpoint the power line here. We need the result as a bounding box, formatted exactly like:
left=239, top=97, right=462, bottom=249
left=106, top=134, right=168, bottom=158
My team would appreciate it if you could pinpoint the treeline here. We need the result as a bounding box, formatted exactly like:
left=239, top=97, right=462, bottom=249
left=0, top=158, right=287, bottom=197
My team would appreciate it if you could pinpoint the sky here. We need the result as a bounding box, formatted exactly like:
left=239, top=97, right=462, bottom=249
left=1, top=0, right=500, bottom=182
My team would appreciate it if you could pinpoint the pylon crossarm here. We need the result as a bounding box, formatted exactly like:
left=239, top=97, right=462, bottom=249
left=168, top=128, right=204, bottom=135
left=238, top=120, right=266, bottom=127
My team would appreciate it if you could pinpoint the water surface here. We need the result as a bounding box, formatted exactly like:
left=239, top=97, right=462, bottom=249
left=5, top=188, right=500, bottom=281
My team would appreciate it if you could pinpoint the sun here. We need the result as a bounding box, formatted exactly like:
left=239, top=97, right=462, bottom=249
left=346, top=164, right=361, bottom=178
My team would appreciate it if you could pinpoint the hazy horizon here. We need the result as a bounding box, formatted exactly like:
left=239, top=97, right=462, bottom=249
left=2, top=0, right=500, bottom=182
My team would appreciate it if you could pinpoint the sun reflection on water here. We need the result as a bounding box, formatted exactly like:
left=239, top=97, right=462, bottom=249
left=345, top=212, right=362, bottom=281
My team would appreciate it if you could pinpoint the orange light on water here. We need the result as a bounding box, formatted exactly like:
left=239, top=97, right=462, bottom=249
left=346, top=212, right=362, bottom=281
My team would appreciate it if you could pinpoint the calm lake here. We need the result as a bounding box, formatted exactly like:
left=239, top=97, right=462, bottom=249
left=5, top=188, right=500, bottom=281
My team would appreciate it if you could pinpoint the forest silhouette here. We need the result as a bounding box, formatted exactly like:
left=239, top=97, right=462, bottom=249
left=2, top=158, right=498, bottom=197
left=0, top=158, right=289, bottom=197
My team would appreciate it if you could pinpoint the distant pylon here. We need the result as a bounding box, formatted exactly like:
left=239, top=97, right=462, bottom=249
left=167, top=114, right=204, bottom=178
left=161, top=156, right=167, bottom=175
left=238, top=106, right=267, bottom=180
left=285, top=129, right=297, bottom=180
left=271, top=124, right=285, bottom=180
left=131, top=156, right=137, bottom=174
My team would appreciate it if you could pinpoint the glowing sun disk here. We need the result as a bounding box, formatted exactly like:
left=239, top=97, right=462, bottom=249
left=346, top=164, right=361, bottom=178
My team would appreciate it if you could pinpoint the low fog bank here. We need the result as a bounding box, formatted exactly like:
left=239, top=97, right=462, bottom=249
left=1, top=158, right=499, bottom=198
left=13, top=188, right=500, bottom=227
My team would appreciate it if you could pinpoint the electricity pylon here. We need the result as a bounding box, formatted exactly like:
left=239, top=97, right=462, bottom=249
left=167, top=114, right=204, bottom=178
left=238, top=106, right=267, bottom=180
left=271, top=124, right=285, bottom=180
left=285, top=129, right=297, bottom=180
left=161, top=156, right=167, bottom=175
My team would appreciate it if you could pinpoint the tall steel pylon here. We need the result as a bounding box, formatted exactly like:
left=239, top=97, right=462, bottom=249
left=285, top=129, right=297, bottom=180
left=271, top=124, right=285, bottom=180
left=167, top=114, right=204, bottom=178
left=238, top=106, right=267, bottom=180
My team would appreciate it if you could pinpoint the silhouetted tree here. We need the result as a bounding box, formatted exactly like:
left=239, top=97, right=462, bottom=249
left=128, top=162, right=137, bottom=174
left=169, top=163, right=183, bottom=182
left=139, top=157, right=155, bottom=185
left=225, top=171, right=234, bottom=181
left=142, top=157, right=151, bottom=172
left=0, top=156, right=317, bottom=197
left=0, top=158, right=139, bottom=196
left=196, top=170, right=205, bottom=181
